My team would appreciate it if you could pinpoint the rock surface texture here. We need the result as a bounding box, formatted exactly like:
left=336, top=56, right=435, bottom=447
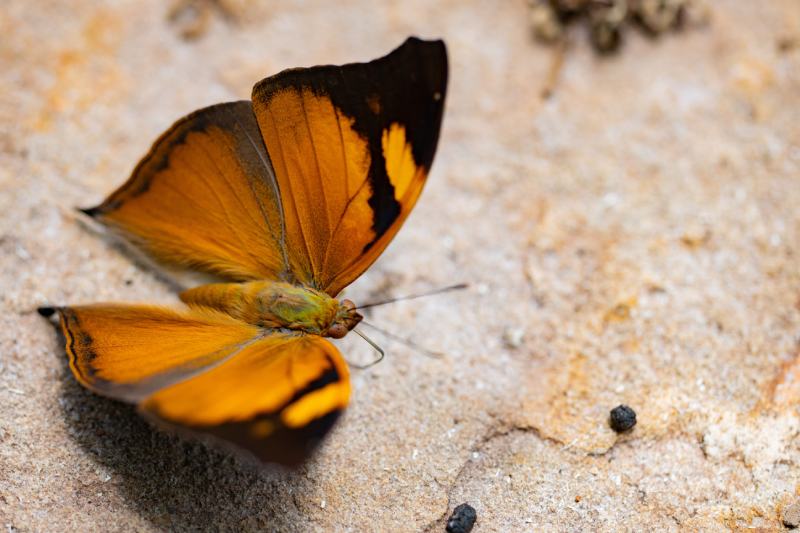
left=2, top=1, right=799, bottom=531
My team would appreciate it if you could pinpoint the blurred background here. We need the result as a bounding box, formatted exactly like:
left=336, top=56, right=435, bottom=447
left=2, top=1, right=799, bottom=530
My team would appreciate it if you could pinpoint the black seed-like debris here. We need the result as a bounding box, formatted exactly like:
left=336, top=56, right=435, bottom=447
left=609, top=404, right=637, bottom=432
left=446, top=503, right=477, bottom=533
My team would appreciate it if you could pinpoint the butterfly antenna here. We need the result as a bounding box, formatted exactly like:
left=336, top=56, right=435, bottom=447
left=350, top=328, right=385, bottom=369
left=355, top=283, right=468, bottom=310
left=361, top=320, right=443, bottom=359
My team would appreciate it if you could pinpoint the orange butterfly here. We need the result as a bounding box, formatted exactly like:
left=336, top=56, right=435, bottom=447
left=39, top=37, right=448, bottom=466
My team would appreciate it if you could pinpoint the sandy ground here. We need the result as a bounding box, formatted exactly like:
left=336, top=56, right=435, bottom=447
left=2, top=1, right=799, bottom=531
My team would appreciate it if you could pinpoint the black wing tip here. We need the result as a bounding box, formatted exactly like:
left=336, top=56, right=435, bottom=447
left=252, top=36, right=448, bottom=101
left=401, top=36, right=447, bottom=54
left=402, top=35, right=445, bottom=46
left=77, top=206, right=100, bottom=218
left=37, top=306, right=58, bottom=317
left=388, top=37, right=448, bottom=78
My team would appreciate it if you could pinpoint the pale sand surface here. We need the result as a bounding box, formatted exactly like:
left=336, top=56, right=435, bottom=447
left=2, top=1, right=799, bottom=531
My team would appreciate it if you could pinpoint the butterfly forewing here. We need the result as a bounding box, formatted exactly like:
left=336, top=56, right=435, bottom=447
left=53, top=304, right=261, bottom=401
left=82, top=101, right=290, bottom=285
left=251, top=37, right=448, bottom=295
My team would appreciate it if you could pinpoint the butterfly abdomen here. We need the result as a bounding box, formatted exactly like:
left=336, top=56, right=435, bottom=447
left=180, top=280, right=347, bottom=335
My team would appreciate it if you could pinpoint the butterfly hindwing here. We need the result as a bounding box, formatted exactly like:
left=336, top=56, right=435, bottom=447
left=143, top=332, right=350, bottom=466
left=48, top=305, right=349, bottom=465
left=51, top=304, right=262, bottom=401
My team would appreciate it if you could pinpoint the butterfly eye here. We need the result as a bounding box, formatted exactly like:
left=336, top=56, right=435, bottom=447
left=327, top=323, right=348, bottom=339
left=341, top=299, right=356, bottom=312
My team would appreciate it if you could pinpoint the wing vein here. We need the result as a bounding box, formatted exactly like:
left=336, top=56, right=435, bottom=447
left=319, top=103, right=355, bottom=278
left=216, top=130, right=278, bottom=236
left=266, top=104, right=317, bottom=282
left=298, top=93, right=331, bottom=237
left=193, top=143, right=265, bottom=273
left=333, top=105, right=350, bottom=200
left=212, top=130, right=287, bottom=276
left=174, top=154, right=251, bottom=263
left=320, top=176, right=371, bottom=283
left=237, top=117, right=292, bottom=278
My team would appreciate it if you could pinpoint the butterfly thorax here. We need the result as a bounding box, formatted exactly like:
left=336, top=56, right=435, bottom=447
left=180, top=280, right=362, bottom=338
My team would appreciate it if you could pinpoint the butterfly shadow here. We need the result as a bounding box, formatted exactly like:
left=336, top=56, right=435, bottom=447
left=55, top=346, right=311, bottom=531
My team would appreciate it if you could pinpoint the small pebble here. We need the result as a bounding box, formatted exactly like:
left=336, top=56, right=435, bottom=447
left=502, top=327, right=525, bottom=349
left=783, top=498, right=800, bottom=529
left=609, top=404, right=637, bottom=432
left=446, top=503, right=477, bottom=533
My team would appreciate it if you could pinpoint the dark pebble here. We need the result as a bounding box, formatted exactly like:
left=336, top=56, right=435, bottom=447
left=446, top=503, right=477, bottom=533
left=609, top=404, right=637, bottom=432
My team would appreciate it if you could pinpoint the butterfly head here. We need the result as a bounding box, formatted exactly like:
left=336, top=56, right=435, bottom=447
left=325, top=299, right=362, bottom=339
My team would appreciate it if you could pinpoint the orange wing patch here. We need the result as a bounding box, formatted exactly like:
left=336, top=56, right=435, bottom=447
left=383, top=124, right=417, bottom=198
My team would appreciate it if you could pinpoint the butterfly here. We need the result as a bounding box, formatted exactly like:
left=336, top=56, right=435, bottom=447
left=39, top=37, right=448, bottom=466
